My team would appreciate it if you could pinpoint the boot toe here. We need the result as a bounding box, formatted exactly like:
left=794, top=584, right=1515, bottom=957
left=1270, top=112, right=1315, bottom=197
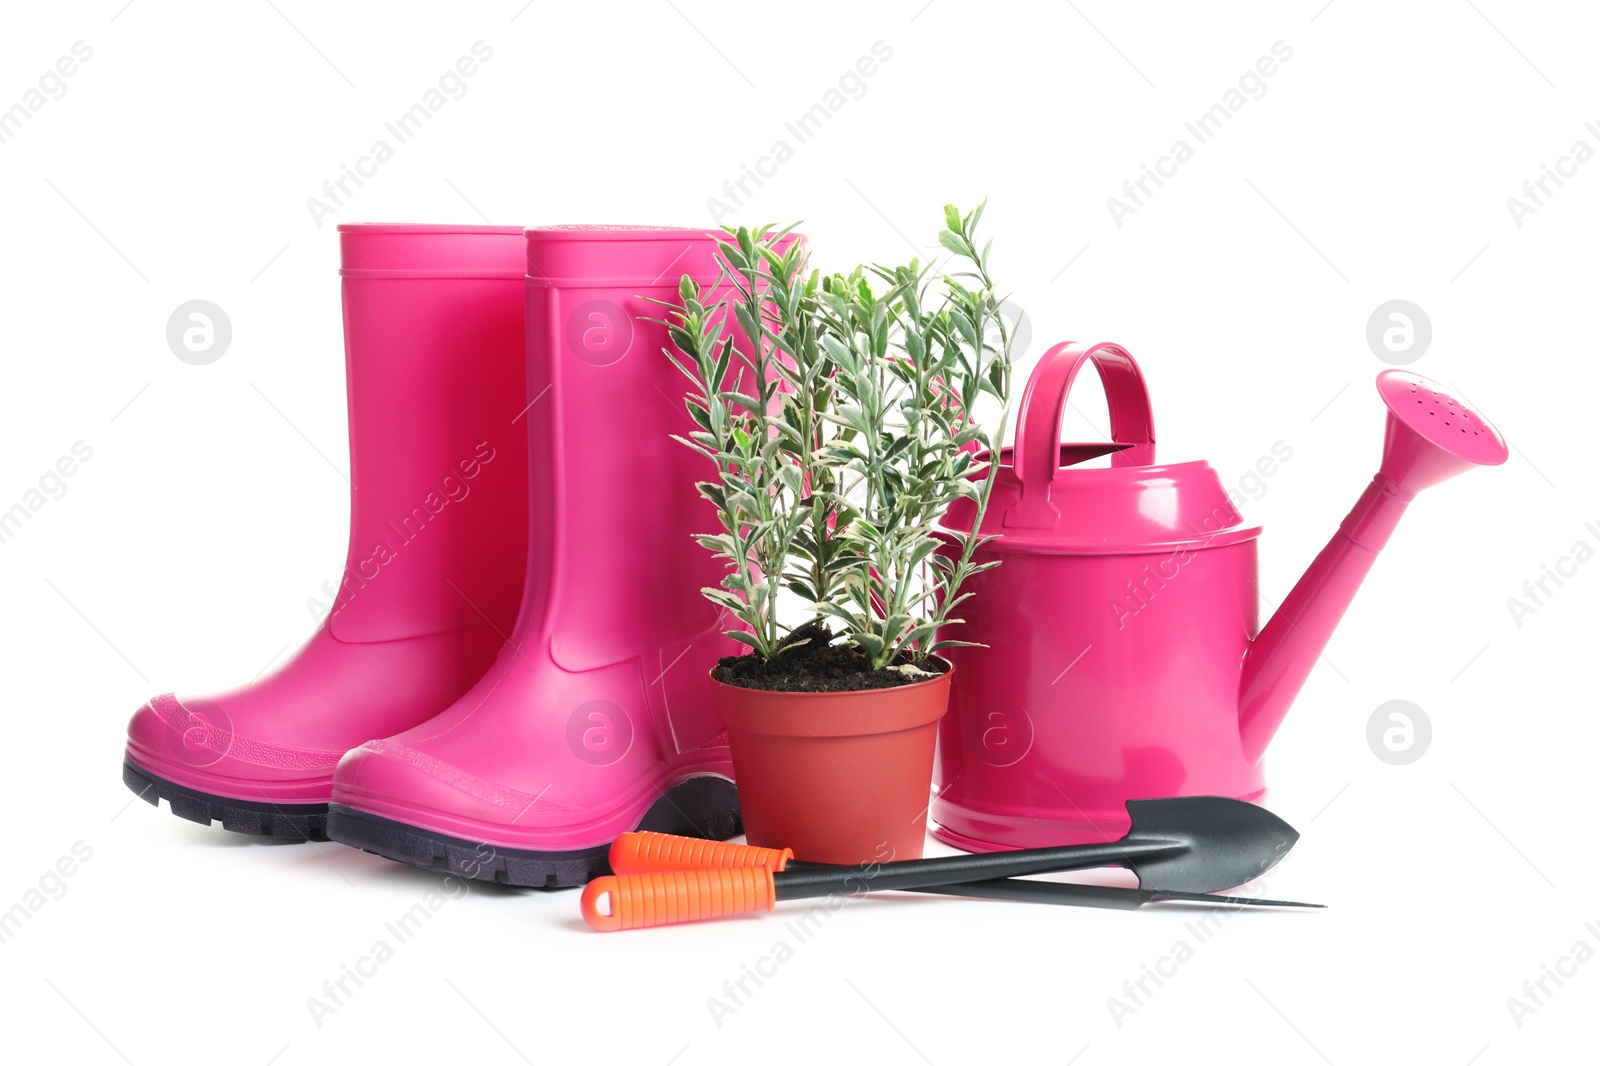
left=125, top=693, right=345, bottom=802
left=331, top=738, right=583, bottom=834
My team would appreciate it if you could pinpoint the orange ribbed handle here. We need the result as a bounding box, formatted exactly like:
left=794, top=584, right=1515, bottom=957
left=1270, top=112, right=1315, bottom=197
left=581, top=867, right=777, bottom=931
left=608, top=831, right=793, bottom=875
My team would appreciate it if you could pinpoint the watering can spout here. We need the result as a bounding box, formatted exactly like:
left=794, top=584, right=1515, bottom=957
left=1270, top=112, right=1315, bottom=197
left=1236, top=371, right=1508, bottom=765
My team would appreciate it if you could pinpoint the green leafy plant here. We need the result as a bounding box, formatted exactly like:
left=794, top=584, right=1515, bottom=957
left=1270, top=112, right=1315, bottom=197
left=659, top=204, right=1014, bottom=675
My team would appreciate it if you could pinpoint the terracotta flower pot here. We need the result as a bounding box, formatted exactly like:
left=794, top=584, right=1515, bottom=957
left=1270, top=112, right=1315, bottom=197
left=711, top=661, right=953, bottom=865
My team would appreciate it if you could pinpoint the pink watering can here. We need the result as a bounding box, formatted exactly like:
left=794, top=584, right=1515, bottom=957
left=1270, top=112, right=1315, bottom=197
left=932, top=341, right=1509, bottom=851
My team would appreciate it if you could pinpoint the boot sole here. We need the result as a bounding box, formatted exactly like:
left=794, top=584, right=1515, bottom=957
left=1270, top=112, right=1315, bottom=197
left=122, top=758, right=329, bottom=841
left=325, top=776, right=742, bottom=889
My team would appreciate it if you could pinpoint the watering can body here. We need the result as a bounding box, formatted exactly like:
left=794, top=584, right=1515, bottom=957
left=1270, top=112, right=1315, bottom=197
left=934, top=342, right=1268, bottom=849
left=932, top=341, right=1506, bottom=851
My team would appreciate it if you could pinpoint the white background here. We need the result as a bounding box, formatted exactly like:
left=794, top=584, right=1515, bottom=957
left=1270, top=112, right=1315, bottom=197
left=1, top=2, right=1595, bottom=1063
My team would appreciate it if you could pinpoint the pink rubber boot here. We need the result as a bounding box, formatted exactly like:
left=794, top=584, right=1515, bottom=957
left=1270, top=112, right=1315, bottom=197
left=123, top=224, right=529, bottom=840
left=326, top=227, right=760, bottom=887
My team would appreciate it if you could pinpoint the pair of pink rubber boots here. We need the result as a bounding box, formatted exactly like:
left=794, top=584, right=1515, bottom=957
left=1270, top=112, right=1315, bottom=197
left=122, top=224, right=746, bottom=886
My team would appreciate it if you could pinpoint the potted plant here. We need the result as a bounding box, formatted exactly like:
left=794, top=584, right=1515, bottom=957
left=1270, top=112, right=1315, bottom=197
left=658, top=205, right=1014, bottom=863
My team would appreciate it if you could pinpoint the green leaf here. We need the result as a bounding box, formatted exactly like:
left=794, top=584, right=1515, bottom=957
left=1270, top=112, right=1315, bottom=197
left=784, top=579, right=819, bottom=603
left=929, top=637, right=987, bottom=653
left=725, top=630, right=768, bottom=652
left=701, top=586, right=747, bottom=609
left=938, top=230, right=968, bottom=257
left=724, top=391, right=765, bottom=417
left=851, top=631, right=885, bottom=660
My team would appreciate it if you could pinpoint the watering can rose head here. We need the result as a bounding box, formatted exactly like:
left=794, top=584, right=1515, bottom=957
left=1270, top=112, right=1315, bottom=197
left=655, top=204, right=1015, bottom=681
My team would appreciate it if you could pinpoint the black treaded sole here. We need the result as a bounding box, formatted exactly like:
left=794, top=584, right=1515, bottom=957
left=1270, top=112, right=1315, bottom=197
left=122, top=758, right=329, bottom=841
left=326, top=776, right=742, bottom=889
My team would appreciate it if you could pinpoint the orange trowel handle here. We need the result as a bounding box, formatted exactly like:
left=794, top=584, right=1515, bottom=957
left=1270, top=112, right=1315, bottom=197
left=581, top=867, right=777, bottom=931
left=608, top=831, right=792, bottom=875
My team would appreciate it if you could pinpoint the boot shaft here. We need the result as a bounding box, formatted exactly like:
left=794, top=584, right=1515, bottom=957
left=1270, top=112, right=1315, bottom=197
left=521, top=227, right=758, bottom=753
left=332, top=225, right=529, bottom=643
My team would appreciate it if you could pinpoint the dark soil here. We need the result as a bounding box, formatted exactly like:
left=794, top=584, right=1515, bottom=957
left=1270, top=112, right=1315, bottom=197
left=711, top=622, right=949, bottom=693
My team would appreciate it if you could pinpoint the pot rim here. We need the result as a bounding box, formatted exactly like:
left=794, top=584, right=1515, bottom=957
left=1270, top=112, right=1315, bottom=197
left=708, top=653, right=952, bottom=695
left=710, top=656, right=954, bottom=739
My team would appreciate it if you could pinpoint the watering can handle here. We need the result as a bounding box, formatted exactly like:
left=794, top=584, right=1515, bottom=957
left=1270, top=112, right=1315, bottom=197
left=1005, top=341, right=1155, bottom=529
